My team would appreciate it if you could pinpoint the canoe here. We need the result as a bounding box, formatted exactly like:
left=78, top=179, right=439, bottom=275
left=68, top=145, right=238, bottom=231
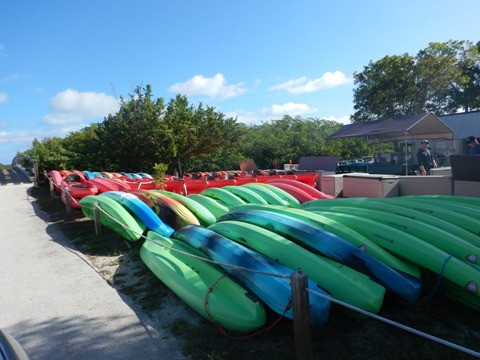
left=302, top=197, right=480, bottom=248
left=154, top=190, right=216, bottom=227
left=305, top=210, right=480, bottom=298
left=200, top=187, right=246, bottom=208
left=144, top=190, right=200, bottom=229
left=100, top=191, right=174, bottom=237
left=265, top=178, right=336, bottom=199
left=249, top=183, right=301, bottom=208
left=217, top=210, right=418, bottom=304
left=221, top=185, right=269, bottom=205
left=89, top=177, right=130, bottom=192
left=264, top=182, right=318, bottom=203
left=173, top=225, right=331, bottom=325
left=79, top=195, right=146, bottom=241
left=187, top=194, right=229, bottom=219
left=230, top=203, right=420, bottom=279
left=387, top=197, right=480, bottom=238
left=241, top=183, right=291, bottom=206
left=47, top=170, right=63, bottom=193
left=208, top=220, right=388, bottom=310
left=141, top=232, right=267, bottom=332
left=60, top=179, right=98, bottom=209
left=311, top=205, right=480, bottom=265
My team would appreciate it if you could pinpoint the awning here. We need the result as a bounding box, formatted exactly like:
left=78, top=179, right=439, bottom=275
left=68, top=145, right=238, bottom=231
left=327, top=112, right=454, bottom=144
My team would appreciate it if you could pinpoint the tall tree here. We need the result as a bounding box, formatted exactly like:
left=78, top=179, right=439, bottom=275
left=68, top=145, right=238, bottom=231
left=240, top=116, right=350, bottom=169
left=162, top=94, right=245, bottom=175
left=62, top=124, right=102, bottom=170
left=25, top=137, right=74, bottom=174
left=449, top=40, right=480, bottom=112
left=352, top=54, right=417, bottom=122
left=94, top=84, right=167, bottom=172
left=352, top=40, right=480, bottom=122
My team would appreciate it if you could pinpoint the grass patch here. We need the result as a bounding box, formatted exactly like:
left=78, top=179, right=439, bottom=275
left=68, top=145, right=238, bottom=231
left=29, top=184, right=480, bottom=359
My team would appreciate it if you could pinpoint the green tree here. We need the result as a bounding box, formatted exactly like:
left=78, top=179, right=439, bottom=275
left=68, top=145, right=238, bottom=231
left=162, top=94, right=245, bottom=176
left=25, top=137, right=74, bottom=174
left=352, top=54, right=417, bottom=122
left=449, top=40, right=480, bottom=112
left=352, top=40, right=480, bottom=122
left=62, top=124, right=102, bottom=170
left=239, top=116, right=349, bottom=168
left=94, top=84, right=167, bottom=172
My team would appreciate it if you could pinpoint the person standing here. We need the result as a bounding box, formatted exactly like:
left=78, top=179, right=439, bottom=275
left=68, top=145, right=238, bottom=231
left=417, top=139, right=437, bottom=176
left=466, top=136, right=480, bottom=154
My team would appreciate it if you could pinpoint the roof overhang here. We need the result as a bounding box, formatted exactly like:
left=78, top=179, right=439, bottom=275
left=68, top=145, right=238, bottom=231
left=327, top=113, right=454, bottom=144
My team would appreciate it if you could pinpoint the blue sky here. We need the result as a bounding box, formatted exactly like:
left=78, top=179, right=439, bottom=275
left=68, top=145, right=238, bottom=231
left=1, top=0, right=479, bottom=164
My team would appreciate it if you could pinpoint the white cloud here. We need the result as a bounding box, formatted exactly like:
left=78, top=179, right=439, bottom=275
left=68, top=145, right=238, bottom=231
left=43, top=89, right=120, bottom=128
left=1, top=73, right=26, bottom=83
left=269, top=71, right=352, bottom=94
left=269, top=102, right=318, bottom=116
left=169, top=73, right=247, bottom=100
left=0, top=129, right=43, bottom=145
left=323, top=114, right=351, bottom=125
left=224, top=110, right=261, bottom=125
left=225, top=107, right=352, bottom=128
left=0, top=92, right=8, bottom=103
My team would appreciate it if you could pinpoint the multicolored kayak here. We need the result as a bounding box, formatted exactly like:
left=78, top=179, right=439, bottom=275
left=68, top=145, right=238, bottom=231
left=230, top=203, right=420, bottom=279
left=208, top=220, right=388, bottom=310
left=153, top=190, right=216, bottom=227
left=305, top=210, right=480, bottom=298
left=302, top=197, right=480, bottom=248
left=100, top=191, right=174, bottom=237
left=173, top=225, right=331, bottom=325
left=141, top=232, right=267, bottom=332
left=217, top=209, right=418, bottom=304
left=304, top=204, right=480, bottom=265
left=142, top=190, right=200, bottom=229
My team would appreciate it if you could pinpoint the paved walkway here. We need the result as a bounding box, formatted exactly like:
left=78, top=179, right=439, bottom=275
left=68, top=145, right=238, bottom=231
left=0, top=167, right=32, bottom=185
left=0, top=184, right=188, bottom=360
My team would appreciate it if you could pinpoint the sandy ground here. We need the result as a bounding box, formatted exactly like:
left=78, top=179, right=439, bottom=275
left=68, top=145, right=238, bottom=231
left=0, top=183, right=192, bottom=360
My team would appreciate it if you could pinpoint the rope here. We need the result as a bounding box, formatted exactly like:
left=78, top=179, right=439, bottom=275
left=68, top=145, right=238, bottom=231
left=206, top=276, right=292, bottom=341
left=306, top=287, right=480, bottom=358
left=420, top=253, right=480, bottom=303
left=92, top=201, right=291, bottom=279
left=419, top=253, right=454, bottom=302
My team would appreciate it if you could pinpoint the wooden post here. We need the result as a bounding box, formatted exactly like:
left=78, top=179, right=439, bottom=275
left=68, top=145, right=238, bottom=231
left=64, top=187, right=71, bottom=213
left=32, top=160, right=39, bottom=187
left=49, top=177, right=55, bottom=198
left=93, top=202, right=102, bottom=235
left=291, top=271, right=313, bottom=360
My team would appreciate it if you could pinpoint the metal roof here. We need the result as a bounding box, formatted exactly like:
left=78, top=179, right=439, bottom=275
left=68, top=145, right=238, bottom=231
left=439, top=111, right=480, bottom=140
left=327, top=112, right=454, bottom=144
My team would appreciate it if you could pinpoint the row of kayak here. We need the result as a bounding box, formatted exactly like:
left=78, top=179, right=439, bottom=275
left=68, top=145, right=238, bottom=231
left=47, top=169, right=326, bottom=210
left=72, top=178, right=480, bottom=333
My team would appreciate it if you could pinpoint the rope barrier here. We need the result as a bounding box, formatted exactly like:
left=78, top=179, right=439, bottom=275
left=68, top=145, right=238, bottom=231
left=203, top=273, right=293, bottom=340
left=92, top=201, right=291, bottom=279
left=48, top=185, right=480, bottom=357
left=306, top=287, right=480, bottom=358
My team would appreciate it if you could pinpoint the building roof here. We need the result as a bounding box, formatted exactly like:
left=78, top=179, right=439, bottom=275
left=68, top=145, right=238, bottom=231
left=439, top=110, right=480, bottom=140
left=327, top=112, right=454, bottom=144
